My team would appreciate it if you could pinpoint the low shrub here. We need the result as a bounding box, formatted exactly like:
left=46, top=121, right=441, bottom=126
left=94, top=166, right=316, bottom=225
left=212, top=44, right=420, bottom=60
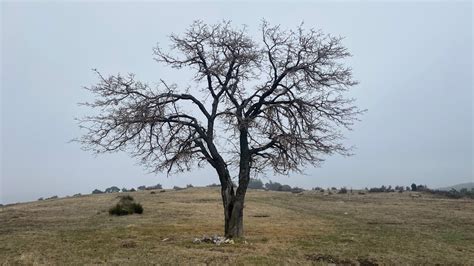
left=206, top=183, right=220, bottom=187
left=109, top=195, right=143, bottom=216
left=186, top=184, right=194, bottom=188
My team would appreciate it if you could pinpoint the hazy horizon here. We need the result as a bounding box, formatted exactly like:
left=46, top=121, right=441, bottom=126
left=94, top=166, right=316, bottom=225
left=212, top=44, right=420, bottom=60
left=1, top=2, right=473, bottom=204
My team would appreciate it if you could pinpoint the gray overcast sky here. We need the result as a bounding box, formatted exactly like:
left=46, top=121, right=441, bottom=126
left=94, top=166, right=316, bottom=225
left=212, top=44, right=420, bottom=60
left=1, top=1, right=472, bottom=204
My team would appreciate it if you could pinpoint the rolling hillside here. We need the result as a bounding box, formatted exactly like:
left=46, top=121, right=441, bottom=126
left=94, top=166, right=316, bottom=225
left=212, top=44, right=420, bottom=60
left=1, top=188, right=473, bottom=264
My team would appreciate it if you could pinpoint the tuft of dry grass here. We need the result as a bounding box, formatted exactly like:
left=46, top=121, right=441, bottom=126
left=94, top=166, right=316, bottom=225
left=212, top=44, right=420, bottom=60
left=0, top=188, right=473, bottom=264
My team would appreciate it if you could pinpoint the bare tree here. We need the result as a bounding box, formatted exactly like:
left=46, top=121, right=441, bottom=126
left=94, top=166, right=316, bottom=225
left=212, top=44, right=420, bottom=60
left=78, top=21, right=363, bottom=238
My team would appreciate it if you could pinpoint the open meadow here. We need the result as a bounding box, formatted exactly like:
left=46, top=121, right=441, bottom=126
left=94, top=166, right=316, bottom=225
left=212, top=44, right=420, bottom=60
left=1, top=188, right=473, bottom=265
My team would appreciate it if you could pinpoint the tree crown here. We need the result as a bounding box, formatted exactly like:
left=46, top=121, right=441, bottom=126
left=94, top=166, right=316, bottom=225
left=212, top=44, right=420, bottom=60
left=78, top=20, right=363, bottom=177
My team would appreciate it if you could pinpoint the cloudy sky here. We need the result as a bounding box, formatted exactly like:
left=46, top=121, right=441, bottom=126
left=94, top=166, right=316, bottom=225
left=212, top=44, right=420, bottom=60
left=1, top=1, right=472, bottom=204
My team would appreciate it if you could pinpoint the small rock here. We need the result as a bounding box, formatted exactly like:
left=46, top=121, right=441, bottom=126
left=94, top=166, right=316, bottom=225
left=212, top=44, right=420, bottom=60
left=224, top=239, right=235, bottom=244
left=162, top=238, right=170, bottom=242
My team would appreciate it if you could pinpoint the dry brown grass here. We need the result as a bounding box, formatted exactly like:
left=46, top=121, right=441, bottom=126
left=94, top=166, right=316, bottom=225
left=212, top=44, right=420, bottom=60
left=1, top=188, right=473, bottom=264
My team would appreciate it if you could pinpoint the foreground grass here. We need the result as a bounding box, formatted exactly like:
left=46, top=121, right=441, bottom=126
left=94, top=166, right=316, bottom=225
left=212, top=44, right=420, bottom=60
left=1, top=188, right=473, bottom=264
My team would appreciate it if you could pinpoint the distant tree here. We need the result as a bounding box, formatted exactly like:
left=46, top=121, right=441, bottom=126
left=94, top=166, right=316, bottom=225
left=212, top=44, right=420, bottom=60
left=78, top=21, right=362, bottom=238
left=411, top=183, right=417, bottom=191
left=137, top=185, right=146, bottom=191
left=121, top=188, right=129, bottom=192
left=207, top=183, right=220, bottom=188
left=406, top=186, right=411, bottom=191
left=105, top=186, right=120, bottom=193
left=92, top=189, right=104, bottom=194
left=129, top=188, right=136, bottom=192
left=186, top=184, right=194, bottom=188
left=248, top=178, right=264, bottom=189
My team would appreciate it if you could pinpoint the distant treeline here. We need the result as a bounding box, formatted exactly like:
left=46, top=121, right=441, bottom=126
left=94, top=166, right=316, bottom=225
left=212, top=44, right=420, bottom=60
left=310, top=183, right=474, bottom=199
left=38, top=181, right=472, bottom=202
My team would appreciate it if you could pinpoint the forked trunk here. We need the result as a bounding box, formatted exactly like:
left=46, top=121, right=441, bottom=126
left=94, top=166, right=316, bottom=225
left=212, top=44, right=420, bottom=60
left=222, top=187, right=244, bottom=238
left=217, top=127, right=251, bottom=238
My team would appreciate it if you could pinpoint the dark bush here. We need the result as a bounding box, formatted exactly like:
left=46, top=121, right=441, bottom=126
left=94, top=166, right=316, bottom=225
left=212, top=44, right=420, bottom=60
left=137, top=185, right=146, bottom=191
left=411, top=183, right=417, bottom=191
left=248, top=178, right=264, bottom=189
left=73, top=193, right=82, bottom=197
left=109, top=195, right=143, bottom=216
left=312, top=187, right=323, bottom=191
left=121, top=188, right=128, bottom=192
left=206, top=183, right=220, bottom=188
left=129, top=188, right=136, bottom=192
left=109, top=204, right=130, bottom=215
left=186, top=184, right=194, bottom=188
left=38, top=197, right=44, bottom=201
left=173, top=186, right=184, bottom=191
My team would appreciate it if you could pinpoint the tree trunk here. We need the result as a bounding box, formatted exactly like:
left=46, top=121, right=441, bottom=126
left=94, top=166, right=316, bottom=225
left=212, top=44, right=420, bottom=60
left=223, top=191, right=244, bottom=238
left=215, top=126, right=251, bottom=238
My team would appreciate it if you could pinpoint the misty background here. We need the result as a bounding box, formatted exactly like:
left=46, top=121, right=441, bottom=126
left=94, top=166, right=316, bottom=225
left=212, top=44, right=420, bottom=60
left=1, top=2, right=472, bottom=204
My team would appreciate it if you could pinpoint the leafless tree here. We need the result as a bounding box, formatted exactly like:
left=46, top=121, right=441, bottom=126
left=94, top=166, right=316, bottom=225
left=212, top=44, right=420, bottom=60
left=78, top=20, right=363, bottom=238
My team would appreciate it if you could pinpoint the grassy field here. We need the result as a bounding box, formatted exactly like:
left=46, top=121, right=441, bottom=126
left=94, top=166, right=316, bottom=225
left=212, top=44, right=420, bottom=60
left=1, top=187, right=473, bottom=265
